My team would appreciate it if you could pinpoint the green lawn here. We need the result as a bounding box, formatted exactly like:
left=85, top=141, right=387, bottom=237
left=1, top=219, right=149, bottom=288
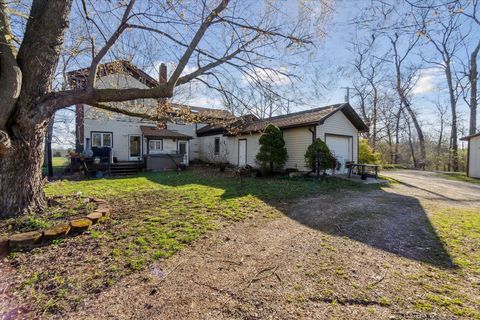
left=42, top=156, right=69, bottom=176
left=438, top=172, right=480, bottom=185
left=11, top=171, right=366, bottom=315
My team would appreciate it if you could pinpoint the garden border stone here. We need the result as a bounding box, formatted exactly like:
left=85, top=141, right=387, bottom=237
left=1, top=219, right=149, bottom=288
left=0, top=237, right=8, bottom=256
left=0, top=197, right=111, bottom=255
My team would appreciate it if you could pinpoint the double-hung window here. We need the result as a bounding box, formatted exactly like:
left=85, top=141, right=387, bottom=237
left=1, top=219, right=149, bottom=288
left=91, top=132, right=112, bottom=147
left=149, top=140, right=163, bottom=153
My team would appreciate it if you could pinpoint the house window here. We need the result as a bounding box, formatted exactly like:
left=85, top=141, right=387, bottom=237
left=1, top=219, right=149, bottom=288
left=149, top=139, right=163, bottom=153
left=91, top=132, right=112, bottom=147
left=214, top=137, right=220, bottom=155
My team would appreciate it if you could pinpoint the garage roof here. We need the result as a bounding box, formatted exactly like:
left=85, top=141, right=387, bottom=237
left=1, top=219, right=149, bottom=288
left=196, top=103, right=369, bottom=136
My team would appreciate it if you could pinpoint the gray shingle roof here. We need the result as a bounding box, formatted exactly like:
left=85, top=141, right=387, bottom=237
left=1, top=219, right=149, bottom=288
left=239, top=104, right=343, bottom=133
left=196, top=103, right=368, bottom=136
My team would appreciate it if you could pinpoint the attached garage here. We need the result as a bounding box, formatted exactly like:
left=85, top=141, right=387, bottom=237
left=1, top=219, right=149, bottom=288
left=195, top=103, right=368, bottom=171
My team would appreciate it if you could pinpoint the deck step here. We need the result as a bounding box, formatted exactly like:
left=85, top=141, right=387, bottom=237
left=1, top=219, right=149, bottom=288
left=110, top=162, right=142, bottom=176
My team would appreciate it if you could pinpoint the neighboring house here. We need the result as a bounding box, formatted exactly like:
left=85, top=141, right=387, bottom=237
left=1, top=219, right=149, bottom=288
left=197, top=103, right=368, bottom=173
left=69, top=61, right=368, bottom=173
left=460, top=133, right=480, bottom=178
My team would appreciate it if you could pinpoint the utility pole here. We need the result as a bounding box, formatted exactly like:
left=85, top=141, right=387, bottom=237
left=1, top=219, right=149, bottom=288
left=341, top=87, right=352, bottom=103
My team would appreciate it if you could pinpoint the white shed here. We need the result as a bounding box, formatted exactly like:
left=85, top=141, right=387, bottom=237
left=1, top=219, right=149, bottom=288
left=461, top=133, right=480, bottom=178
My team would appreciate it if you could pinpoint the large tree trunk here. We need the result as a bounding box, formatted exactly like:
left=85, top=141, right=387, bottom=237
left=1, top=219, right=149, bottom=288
left=394, top=104, right=402, bottom=164
left=0, top=0, right=73, bottom=216
left=436, top=116, right=444, bottom=171
left=0, top=111, right=48, bottom=217
left=403, top=101, right=426, bottom=169
left=469, top=40, right=480, bottom=135
left=403, top=110, right=417, bottom=168
left=445, top=61, right=459, bottom=171
left=367, top=82, right=378, bottom=152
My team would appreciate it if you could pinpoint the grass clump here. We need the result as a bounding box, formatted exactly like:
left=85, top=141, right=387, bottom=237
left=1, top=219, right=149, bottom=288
left=437, top=172, right=480, bottom=185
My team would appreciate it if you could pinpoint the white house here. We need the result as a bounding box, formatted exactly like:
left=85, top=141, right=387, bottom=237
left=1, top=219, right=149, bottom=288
left=69, top=61, right=368, bottom=174
left=69, top=61, right=232, bottom=166
left=460, top=133, right=480, bottom=178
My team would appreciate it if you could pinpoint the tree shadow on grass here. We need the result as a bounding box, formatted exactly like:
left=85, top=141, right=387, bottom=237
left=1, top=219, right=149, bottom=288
left=112, top=170, right=456, bottom=269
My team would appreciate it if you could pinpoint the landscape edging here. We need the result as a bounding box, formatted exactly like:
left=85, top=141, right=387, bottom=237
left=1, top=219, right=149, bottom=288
left=0, top=198, right=111, bottom=255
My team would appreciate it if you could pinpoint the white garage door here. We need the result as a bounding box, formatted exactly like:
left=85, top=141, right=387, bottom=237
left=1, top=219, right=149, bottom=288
left=325, top=135, right=352, bottom=174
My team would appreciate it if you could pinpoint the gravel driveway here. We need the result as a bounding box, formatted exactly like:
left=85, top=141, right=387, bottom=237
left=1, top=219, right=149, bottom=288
left=381, top=170, right=480, bottom=205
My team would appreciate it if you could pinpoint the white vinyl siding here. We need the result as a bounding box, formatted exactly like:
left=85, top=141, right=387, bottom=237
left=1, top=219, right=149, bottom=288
left=228, top=134, right=261, bottom=166
left=197, top=134, right=225, bottom=162
left=85, top=119, right=145, bottom=161
left=468, top=136, right=480, bottom=178
left=317, top=111, right=359, bottom=163
left=283, top=127, right=313, bottom=171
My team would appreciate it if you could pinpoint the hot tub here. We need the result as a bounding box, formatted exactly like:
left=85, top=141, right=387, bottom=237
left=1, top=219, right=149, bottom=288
left=144, top=154, right=184, bottom=171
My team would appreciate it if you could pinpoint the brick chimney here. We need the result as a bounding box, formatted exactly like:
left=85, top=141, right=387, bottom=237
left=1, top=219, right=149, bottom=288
left=159, top=63, right=167, bottom=84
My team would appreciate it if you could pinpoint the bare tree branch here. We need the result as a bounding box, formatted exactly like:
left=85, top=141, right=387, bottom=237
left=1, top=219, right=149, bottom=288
left=85, top=0, right=136, bottom=90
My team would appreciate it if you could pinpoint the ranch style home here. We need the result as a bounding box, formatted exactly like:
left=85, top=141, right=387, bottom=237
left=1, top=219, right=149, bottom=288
left=69, top=61, right=368, bottom=174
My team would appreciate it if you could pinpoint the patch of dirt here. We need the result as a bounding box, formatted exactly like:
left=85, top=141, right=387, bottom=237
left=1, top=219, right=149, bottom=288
left=66, top=172, right=480, bottom=319
left=0, top=259, right=30, bottom=320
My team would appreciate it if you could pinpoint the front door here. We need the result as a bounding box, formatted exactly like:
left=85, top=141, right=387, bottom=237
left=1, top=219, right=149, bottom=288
left=129, top=135, right=141, bottom=161
left=178, top=141, right=188, bottom=164
left=238, top=139, right=247, bottom=166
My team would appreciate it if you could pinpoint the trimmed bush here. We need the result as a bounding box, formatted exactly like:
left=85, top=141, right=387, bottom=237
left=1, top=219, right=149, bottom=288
left=255, top=124, right=288, bottom=174
left=305, top=138, right=336, bottom=173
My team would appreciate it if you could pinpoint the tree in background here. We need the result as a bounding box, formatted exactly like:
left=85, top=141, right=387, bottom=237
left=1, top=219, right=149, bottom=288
left=350, top=0, right=478, bottom=172
left=358, top=139, right=381, bottom=164
left=304, top=138, right=336, bottom=174
left=255, top=124, right=288, bottom=174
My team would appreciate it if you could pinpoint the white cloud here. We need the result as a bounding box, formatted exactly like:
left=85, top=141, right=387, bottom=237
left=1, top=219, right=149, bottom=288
left=243, top=67, right=292, bottom=86
left=412, top=67, right=444, bottom=95
left=180, top=95, right=224, bottom=108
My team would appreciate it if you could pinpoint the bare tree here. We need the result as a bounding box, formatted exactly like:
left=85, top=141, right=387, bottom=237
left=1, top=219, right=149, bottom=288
left=413, top=1, right=470, bottom=171
left=0, top=0, right=332, bottom=216
left=389, top=32, right=426, bottom=168
left=456, top=39, right=480, bottom=136
left=354, top=0, right=426, bottom=168
left=433, top=101, right=450, bottom=170
left=350, top=34, right=387, bottom=151
left=466, top=41, right=480, bottom=135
